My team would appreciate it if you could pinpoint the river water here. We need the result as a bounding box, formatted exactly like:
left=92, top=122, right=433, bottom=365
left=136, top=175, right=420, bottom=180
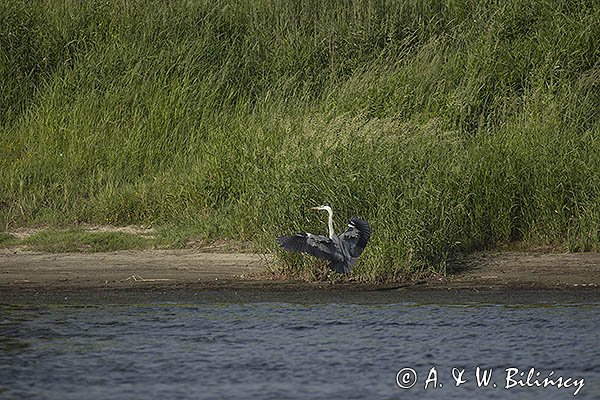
left=1, top=291, right=599, bottom=399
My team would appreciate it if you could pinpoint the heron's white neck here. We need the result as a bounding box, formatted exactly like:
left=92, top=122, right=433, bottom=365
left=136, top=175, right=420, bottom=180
left=325, top=207, right=334, bottom=239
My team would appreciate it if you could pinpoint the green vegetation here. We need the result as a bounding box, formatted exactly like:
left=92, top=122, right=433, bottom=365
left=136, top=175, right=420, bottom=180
left=0, top=227, right=252, bottom=253
left=19, top=230, right=154, bottom=253
left=1, top=0, right=598, bottom=281
left=0, top=232, right=16, bottom=245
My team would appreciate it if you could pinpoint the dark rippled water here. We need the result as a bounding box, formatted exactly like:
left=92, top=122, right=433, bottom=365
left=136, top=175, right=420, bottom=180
left=1, top=294, right=599, bottom=399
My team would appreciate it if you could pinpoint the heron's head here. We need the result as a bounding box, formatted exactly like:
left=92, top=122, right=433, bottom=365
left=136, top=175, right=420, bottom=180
left=310, top=205, right=332, bottom=213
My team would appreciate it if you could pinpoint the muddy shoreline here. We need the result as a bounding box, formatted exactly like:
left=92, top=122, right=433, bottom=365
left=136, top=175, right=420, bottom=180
left=1, top=249, right=599, bottom=303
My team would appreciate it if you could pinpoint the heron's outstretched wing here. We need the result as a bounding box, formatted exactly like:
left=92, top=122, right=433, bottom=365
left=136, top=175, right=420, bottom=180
left=339, top=217, right=370, bottom=257
left=277, top=233, right=335, bottom=261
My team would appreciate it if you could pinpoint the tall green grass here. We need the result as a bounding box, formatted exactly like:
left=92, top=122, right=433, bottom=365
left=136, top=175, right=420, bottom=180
left=1, top=0, right=599, bottom=280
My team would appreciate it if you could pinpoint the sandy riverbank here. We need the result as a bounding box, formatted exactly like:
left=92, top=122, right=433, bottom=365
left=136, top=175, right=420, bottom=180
left=0, top=249, right=599, bottom=296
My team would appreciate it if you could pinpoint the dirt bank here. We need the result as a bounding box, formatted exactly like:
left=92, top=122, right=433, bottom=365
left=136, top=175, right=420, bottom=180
left=0, top=249, right=599, bottom=295
left=0, top=249, right=264, bottom=290
left=440, top=251, right=600, bottom=290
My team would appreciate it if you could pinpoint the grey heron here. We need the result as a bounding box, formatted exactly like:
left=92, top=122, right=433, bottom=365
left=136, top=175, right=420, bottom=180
left=277, top=205, right=370, bottom=274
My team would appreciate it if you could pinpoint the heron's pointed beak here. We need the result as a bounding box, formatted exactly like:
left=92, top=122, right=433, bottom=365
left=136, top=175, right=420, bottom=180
left=309, top=206, right=320, bottom=211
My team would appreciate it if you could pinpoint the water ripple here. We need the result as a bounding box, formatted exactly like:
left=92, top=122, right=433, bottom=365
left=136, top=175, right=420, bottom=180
left=0, top=302, right=598, bottom=399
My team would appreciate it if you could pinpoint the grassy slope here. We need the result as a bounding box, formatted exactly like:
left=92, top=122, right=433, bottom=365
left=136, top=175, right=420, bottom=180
left=1, top=0, right=599, bottom=281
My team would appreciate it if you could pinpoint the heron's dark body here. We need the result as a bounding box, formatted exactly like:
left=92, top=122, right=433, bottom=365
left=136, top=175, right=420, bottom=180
left=277, top=217, right=370, bottom=274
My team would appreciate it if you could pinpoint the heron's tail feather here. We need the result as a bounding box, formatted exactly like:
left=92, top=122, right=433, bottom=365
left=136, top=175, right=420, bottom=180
left=331, top=259, right=354, bottom=274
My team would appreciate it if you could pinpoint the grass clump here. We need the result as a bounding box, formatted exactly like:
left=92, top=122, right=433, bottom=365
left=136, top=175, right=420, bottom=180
left=1, top=0, right=599, bottom=281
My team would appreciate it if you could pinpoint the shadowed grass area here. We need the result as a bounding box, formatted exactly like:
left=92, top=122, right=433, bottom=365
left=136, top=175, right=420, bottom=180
left=1, top=0, right=599, bottom=280
left=18, top=230, right=155, bottom=253
left=0, top=227, right=254, bottom=254
left=0, top=232, right=16, bottom=245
